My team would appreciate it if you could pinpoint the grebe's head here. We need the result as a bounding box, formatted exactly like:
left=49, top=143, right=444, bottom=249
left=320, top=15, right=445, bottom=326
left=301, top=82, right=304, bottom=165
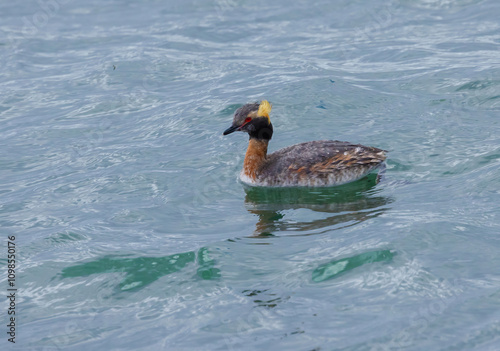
left=223, top=100, right=273, bottom=140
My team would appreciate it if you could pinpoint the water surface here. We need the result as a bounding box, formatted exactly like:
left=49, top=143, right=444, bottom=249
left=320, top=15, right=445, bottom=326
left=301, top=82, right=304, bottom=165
left=1, top=0, right=500, bottom=350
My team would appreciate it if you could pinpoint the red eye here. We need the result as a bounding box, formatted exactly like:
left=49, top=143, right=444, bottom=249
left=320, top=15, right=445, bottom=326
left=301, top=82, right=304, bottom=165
left=244, top=117, right=251, bottom=123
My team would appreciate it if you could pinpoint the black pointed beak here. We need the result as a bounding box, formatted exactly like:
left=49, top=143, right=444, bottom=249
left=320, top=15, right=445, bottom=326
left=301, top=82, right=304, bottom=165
left=223, top=125, right=238, bottom=135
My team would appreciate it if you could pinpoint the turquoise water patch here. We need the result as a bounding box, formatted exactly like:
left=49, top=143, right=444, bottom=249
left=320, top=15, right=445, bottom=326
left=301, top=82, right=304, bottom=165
left=61, top=248, right=220, bottom=292
left=312, top=250, right=395, bottom=282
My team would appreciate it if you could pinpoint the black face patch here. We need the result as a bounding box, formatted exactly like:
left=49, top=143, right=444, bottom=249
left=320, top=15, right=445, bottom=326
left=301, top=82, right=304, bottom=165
left=247, top=118, right=273, bottom=140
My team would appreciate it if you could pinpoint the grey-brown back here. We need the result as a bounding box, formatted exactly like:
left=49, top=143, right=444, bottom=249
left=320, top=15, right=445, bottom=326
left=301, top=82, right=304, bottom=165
left=256, top=140, right=387, bottom=186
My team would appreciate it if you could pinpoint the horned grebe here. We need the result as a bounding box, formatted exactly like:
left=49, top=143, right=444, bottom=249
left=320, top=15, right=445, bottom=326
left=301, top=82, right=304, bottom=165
left=223, top=101, right=387, bottom=187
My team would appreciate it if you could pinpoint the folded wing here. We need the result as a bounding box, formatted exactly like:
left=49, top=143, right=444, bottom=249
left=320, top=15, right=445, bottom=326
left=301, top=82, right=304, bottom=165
left=259, top=140, right=386, bottom=186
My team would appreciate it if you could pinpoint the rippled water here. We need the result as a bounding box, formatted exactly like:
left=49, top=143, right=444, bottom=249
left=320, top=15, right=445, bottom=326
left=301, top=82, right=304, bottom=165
left=1, top=0, right=500, bottom=350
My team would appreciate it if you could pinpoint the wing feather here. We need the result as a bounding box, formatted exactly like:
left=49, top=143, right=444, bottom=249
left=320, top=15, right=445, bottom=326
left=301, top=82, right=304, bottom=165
left=258, top=140, right=386, bottom=186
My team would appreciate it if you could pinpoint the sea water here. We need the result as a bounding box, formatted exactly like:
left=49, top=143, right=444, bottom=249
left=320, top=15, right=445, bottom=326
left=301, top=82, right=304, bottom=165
left=1, top=0, right=500, bottom=349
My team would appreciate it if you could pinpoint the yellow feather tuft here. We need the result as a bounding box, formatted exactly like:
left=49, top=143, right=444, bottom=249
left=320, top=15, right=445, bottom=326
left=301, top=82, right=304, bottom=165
left=257, top=100, right=272, bottom=122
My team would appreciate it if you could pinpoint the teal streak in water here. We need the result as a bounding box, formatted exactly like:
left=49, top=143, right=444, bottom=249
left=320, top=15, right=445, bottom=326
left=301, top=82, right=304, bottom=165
left=312, top=250, right=395, bottom=283
left=60, top=248, right=220, bottom=291
left=196, top=247, right=221, bottom=280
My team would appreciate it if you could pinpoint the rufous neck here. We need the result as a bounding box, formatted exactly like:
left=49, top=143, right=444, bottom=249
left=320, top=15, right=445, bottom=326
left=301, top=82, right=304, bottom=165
left=243, top=138, right=269, bottom=180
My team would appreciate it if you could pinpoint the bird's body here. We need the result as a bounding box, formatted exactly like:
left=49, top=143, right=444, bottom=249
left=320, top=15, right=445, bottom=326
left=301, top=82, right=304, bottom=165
left=223, top=101, right=387, bottom=187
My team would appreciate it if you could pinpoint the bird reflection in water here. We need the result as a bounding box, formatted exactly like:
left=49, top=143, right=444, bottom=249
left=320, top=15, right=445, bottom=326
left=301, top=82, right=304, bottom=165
left=243, top=173, right=392, bottom=237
